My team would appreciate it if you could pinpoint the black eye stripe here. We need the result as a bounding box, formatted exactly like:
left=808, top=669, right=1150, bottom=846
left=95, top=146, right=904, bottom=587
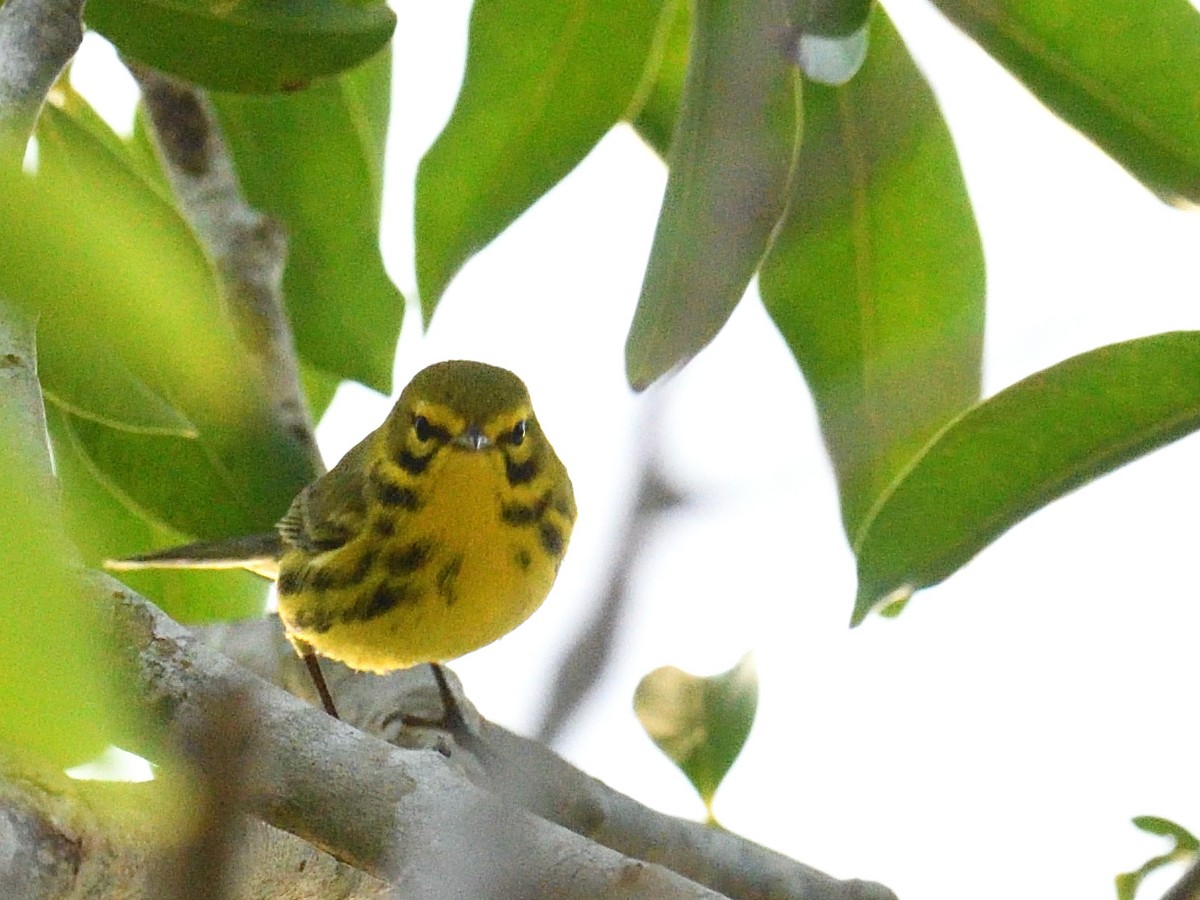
left=412, top=414, right=452, bottom=444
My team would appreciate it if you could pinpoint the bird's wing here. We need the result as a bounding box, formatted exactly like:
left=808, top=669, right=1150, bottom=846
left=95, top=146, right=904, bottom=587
left=277, top=433, right=375, bottom=554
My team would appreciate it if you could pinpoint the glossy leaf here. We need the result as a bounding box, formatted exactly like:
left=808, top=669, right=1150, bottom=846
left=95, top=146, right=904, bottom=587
left=1115, top=817, right=1198, bottom=900
left=85, top=0, right=395, bottom=93
left=932, top=0, right=1200, bottom=204
left=759, top=8, right=984, bottom=540
left=416, top=0, right=667, bottom=316
left=625, top=0, right=801, bottom=390
left=212, top=48, right=401, bottom=393
left=634, top=654, right=757, bottom=817
left=627, top=0, right=690, bottom=159
left=48, top=407, right=269, bottom=623
left=853, top=332, right=1200, bottom=625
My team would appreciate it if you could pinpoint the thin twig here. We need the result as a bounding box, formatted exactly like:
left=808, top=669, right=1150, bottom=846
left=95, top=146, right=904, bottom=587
left=536, top=394, right=684, bottom=744
left=129, top=66, right=324, bottom=476
left=0, top=0, right=85, bottom=166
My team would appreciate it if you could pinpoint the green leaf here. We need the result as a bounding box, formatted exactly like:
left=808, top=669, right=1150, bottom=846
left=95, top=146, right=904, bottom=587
left=22, top=105, right=253, bottom=426
left=1116, top=817, right=1198, bottom=900
left=931, top=0, right=1200, bottom=204
left=63, top=408, right=308, bottom=540
left=41, top=339, right=196, bottom=437
left=759, top=8, right=984, bottom=540
left=300, top=362, right=343, bottom=424
left=5, top=106, right=317, bottom=540
left=212, top=47, right=401, bottom=393
left=48, top=407, right=269, bottom=624
left=853, top=332, right=1200, bottom=625
left=625, top=0, right=802, bottom=390
left=634, top=654, right=757, bottom=819
left=627, top=0, right=690, bottom=159
left=84, top=0, right=395, bottom=93
left=804, top=0, right=873, bottom=37
left=415, top=0, right=667, bottom=317
left=0, top=335, right=131, bottom=767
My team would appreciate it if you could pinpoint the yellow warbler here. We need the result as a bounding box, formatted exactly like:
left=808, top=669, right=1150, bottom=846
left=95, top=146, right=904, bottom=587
left=108, top=360, right=576, bottom=717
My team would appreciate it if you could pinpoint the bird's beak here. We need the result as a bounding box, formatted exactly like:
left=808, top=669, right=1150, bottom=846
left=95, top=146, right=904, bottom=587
left=454, top=425, right=491, bottom=451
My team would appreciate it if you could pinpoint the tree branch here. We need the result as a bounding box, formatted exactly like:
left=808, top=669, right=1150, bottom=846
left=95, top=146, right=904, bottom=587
left=196, top=618, right=897, bottom=900
left=100, top=573, right=729, bottom=899
left=0, top=0, right=84, bottom=166
left=0, top=750, right=389, bottom=899
left=129, top=66, right=324, bottom=475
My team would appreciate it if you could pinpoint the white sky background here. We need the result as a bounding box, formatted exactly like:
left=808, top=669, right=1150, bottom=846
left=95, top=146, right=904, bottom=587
left=73, top=2, right=1200, bottom=897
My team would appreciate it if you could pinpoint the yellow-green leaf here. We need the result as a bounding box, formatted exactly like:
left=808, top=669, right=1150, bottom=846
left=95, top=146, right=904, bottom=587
left=634, top=654, right=757, bottom=817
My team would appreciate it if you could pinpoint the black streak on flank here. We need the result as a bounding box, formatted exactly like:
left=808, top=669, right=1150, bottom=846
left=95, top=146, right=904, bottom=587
left=501, top=491, right=550, bottom=527
left=372, top=471, right=421, bottom=510
left=373, top=517, right=396, bottom=537
left=386, top=540, right=433, bottom=575
left=309, top=566, right=337, bottom=592
left=505, top=456, right=538, bottom=487
left=277, top=568, right=304, bottom=596
left=437, top=555, right=463, bottom=605
left=395, top=449, right=432, bottom=476
left=514, top=548, right=533, bottom=571
left=347, top=580, right=416, bottom=623
left=539, top=522, right=564, bottom=558
left=345, top=549, right=377, bottom=587
left=291, top=606, right=335, bottom=634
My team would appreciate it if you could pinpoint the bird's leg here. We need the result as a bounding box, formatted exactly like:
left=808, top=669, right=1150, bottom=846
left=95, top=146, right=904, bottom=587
left=301, top=648, right=340, bottom=719
left=428, top=662, right=467, bottom=733
left=394, top=663, right=490, bottom=758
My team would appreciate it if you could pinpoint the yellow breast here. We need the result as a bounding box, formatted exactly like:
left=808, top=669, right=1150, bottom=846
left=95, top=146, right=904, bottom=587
left=277, top=446, right=571, bottom=674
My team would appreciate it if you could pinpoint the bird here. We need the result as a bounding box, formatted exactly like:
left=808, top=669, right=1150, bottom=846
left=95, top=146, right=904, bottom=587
left=107, top=360, right=576, bottom=721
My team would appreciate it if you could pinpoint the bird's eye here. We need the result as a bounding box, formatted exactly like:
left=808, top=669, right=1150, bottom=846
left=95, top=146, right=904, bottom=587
left=414, top=415, right=433, bottom=442
left=510, top=419, right=527, bottom=446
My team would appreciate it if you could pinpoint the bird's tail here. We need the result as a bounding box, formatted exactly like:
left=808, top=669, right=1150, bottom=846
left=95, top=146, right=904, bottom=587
left=104, top=532, right=284, bottom=580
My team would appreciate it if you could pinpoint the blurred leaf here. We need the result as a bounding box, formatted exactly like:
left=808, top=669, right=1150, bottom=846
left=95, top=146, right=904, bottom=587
left=634, top=654, right=757, bottom=818
left=416, top=0, right=667, bottom=316
left=23, top=105, right=252, bottom=424
left=48, top=406, right=269, bottom=624
left=41, top=339, right=195, bottom=437
left=212, top=47, right=401, bottom=393
left=853, top=331, right=1200, bottom=625
left=625, top=0, right=801, bottom=390
left=5, top=106, right=317, bottom=539
left=805, top=0, right=873, bottom=36
left=932, top=0, right=1200, bottom=204
left=55, top=79, right=168, bottom=191
left=84, top=0, right=395, bottom=93
left=0, top=321, right=130, bottom=768
left=300, top=361, right=343, bottom=425
left=760, top=8, right=984, bottom=540
left=1116, top=817, right=1198, bottom=900
left=64, top=409, right=305, bottom=539
left=627, top=0, right=690, bottom=159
